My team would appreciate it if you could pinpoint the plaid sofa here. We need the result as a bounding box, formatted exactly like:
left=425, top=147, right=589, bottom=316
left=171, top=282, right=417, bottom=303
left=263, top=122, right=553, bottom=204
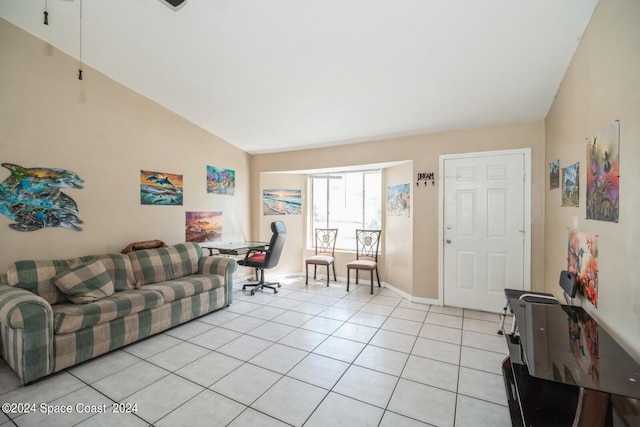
left=0, top=242, right=237, bottom=384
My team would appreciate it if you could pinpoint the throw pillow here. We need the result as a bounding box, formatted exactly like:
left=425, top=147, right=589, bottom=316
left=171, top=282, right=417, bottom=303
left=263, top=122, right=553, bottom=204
left=53, top=258, right=115, bottom=304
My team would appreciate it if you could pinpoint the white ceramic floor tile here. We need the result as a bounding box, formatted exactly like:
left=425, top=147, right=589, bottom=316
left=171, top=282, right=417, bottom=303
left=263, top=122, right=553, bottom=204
left=333, top=365, right=398, bottom=408
left=291, top=301, right=328, bottom=315
left=312, top=336, right=366, bottom=363
left=425, top=312, right=463, bottom=329
left=226, top=301, right=263, bottom=315
left=429, top=306, right=464, bottom=317
left=391, top=307, right=428, bottom=322
left=463, top=317, right=503, bottom=335
left=188, top=327, right=243, bottom=350
left=460, top=346, right=506, bottom=375
left=455, top=394, right=511, bottom=427
left=397, top=300, right=431, bottom=312
left=247, top=305, right=287, bottom=320
left=247, top=321, right=296, bottom=342
left=464, top=309, right=502, bottom=323
left=318, top=306, right=357, bottom=321
left=163, top=319, right=214, bottom=340
left=1, top=371, right=84, bottom=405
left=307, top=294, right=341, bottom=306
left=147, top=341, right=210, bottom=372
left=156, top=389, right=245, bottom=427
left=122, top=334, right=182, bottom=359
left=252, top=376, right=327, bottom=426
left=387, top=379, right=456, bottom=427
left=220, top=315, right=267, bottom=333
left=354, top=345, right=409, bottom=376
left=210, top=363, right=282, bottom=405
left=458, top=367, right=507, bottom=406
left=462, top=330, right=508, bottom=354
left=92, top=360, right=170, bottom=401
left=418, top=323, right=462, bottom=345
left=369, top=329, right=417, bottom=353
left=381, top=317, right=423, bottom=336
left=411, top=337, right=461, bottom=364
left=360, top=302, right=395, bottom=316
left=266, top=297, right=303, bottom=310
left=250, top=343, right=308, bottom=374
left=175, top=351, right=243, bottom=387
left=347, top=311, right=388, bottom=328
left=379, top=411, right=430, bottom=426
left=332, top=322, right=378, bottom=343
left=332, top=298, right=367, bottom=311
left=370, top=295, right=402, bottom=307
left=286, top=353, right=350, bottom=390
left=272, top=310, right=314, bottom=327
left=401, top=355, right=459, bottom=392
left=305, top=392, right=384, bottom=427
left=227, top=408, right=290, bottom=427
left=0, top=367, right=21, bottom=395
left=68, top=350, right=140, bottom=384
left=277, top=328, right=328, bottom=352
left=216, top=335, right=272, bottom=361
left=300, top=316, right=344, bottom=334
left=197, top=309, right=240, bottom=326
left=75, top=410, right=149, bottom=427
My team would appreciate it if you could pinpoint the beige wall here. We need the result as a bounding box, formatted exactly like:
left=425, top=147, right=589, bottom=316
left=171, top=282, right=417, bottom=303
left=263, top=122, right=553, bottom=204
left=251, top=121, right=546, bottom=300
left=0, top=19, right=250, bottom=274
left=544, top=0, right=640, bottom=359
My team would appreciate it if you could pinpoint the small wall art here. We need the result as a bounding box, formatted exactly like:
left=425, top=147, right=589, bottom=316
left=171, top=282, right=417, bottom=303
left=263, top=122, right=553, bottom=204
left=0, top=163, right=83, bottom=231
left=263, top=189, right=301, bottom=215
left=185, top=211, right=222, bottom=242
left=140, top=170, right=183, bottom=205
left=567, top=229, right=598, bottom=307
left=586, top=121, right=619, bottom=222
left=207, top=166, right=235, bottom=196
left=549, top=159, right=559, bottom=189
left=561, top=162, right=579, bottom=207
left=387, top=183, right=410, bottom=217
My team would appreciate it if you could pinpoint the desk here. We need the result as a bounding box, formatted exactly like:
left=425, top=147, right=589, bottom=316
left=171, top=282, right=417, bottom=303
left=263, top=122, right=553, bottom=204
left=503, top=298, right=640, bottom=426
left=202, top=241, right=267, bottom=256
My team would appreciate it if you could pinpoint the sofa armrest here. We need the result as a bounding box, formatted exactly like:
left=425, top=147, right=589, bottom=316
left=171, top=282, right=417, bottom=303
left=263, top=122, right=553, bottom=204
left=0, top=285, right=54, bottom=384
left=198, top=256, right=238, bottom=304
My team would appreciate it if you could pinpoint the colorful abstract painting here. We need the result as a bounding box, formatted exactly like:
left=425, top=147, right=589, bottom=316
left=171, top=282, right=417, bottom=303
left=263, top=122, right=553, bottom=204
left=140, top=170, right=183, bottom=205
left=549, top=159, right=559, bottom=189
left=0, top=163, right=84, bottom=231
left=387, top=183, right=410, bottom=217
left=586, top=121, right=619, bottom=222
left=567, top=229, right=598, bottom=307
left=568, top=310, right=599, bottom=386
left=263, top=189, right=302, bottom=215
left=185, top=211, right=222, bottom=242
left=207, top=166, right=235, bottom=196
left=561, top=162, right=579, bottom=207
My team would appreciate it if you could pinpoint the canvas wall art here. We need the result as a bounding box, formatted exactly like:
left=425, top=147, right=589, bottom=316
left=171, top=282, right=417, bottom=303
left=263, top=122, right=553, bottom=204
left=387, top=183, right=410, bottom=217
left=207, top=166, right=235, bottom=196
left=567, top=229, right=598, bottom=307
left=586, top=121, right=619, bottom=222
left=561, top=162, right=579, bottom=207
left=263, top=189, right=302, bottom=215
left=549, top=159, right=559, bottom=189
left=185, top=211, right=222, bottom=242
left=0, top=163, right=83, bottom=231
left=140, top=170, right=183, bottom=205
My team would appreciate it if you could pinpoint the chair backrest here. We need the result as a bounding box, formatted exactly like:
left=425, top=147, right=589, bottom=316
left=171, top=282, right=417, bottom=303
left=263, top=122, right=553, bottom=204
left=314, top=228, right=338, bottom=257
left=559, top=270, right=578, bottom=304
left=355, top=229, right=381, bottom=262
left=263, top=221, right=287, bottom=269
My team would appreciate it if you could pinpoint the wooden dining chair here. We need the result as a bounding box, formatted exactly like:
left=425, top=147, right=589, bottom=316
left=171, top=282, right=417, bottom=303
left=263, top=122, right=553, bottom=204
left=305, top=228, right=338, bottom=287
left=347, top=229, right=381, bottom=294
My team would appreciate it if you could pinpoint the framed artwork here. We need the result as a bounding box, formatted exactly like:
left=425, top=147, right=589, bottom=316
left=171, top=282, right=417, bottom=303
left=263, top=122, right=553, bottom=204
left=185, top=211, right=222, bottom=242
left=0, top=163, right=83, bottom=231
left=387, top=183, right=410, bottom=217
left=549, top=159, right=559, bottom=189
left=561, top=162, right=579, bottom=207
left=140, top=170, right=183, bottom=205
left=586, top=121, right=619, bottom=222
left=263, top=189, right=301, bottom=215
left=567, top=229, right=598, bottom=307
left=207, top=166, right=235, bottom=196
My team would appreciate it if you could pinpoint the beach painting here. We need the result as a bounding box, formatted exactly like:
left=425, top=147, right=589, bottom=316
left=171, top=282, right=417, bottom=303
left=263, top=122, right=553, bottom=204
left=561, top=162, right=579, bottom=207
left=549, top=159, right=559, bottom=189
left=387, top=183, right=410, bottom=217
left=586, top=121, right=619, bottom=222
left=140, top=170, right=183, bottom=205
left=263, top=189, right=302, bottom=215
left=185, top=211, right=222, bottom=243
left=567, top=229, right=598, bottom=307
left=207, top=166, right=235, bottom=196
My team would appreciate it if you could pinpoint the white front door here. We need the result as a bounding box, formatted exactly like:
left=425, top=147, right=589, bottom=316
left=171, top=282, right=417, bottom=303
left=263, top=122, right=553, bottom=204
left=441, top=150, right=529, bottom=312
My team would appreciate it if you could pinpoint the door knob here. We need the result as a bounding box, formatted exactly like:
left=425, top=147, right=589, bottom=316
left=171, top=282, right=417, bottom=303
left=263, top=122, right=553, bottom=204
left=446, top=239, right=452, bottom=244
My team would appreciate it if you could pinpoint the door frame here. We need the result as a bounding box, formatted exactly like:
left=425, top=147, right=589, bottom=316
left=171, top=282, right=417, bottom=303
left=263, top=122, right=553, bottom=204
left=437, top=148, right=532, bottom=308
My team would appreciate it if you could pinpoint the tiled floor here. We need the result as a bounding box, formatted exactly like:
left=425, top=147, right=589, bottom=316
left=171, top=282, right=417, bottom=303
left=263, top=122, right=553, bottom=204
left=0, top=275, right=511, bottom=427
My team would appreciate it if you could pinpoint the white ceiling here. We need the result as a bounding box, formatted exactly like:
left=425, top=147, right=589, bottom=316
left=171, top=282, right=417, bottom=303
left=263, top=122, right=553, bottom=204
left=1, top=0, right=598, bottom=154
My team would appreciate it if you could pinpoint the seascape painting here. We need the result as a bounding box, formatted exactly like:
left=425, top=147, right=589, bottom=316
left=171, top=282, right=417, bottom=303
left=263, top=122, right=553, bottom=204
left=0, top=163, right=83, bottom=231
left=586, top=121, right=619, bottom=222
left=263, top=189, right=302, bottom=215
left=387, top=183, right=410, bottom=217
left=561, top=162, right=579, bottom=207
left=567, top=229, right=598, bottom=307
left=549, top=159, right=559, bottom=189
left=185, top=211, right=222, bottom=243
left=140, top=170, right=183, bottom=205
left=207, top=166, right=235, bottom=196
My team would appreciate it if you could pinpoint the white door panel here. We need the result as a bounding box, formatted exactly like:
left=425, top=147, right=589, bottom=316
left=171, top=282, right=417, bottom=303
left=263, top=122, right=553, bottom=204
left=443, top=152, right=527, bottom=312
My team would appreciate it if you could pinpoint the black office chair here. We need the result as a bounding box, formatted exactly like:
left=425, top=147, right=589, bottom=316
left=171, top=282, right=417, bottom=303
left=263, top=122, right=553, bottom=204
left=238, top=221, right=287, bottom=295
left=497, top=270, right=577, bottom=335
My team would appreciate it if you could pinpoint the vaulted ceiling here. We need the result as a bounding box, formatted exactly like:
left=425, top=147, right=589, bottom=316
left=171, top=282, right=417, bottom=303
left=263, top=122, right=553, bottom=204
left=0, top=0, right=598, bottom=154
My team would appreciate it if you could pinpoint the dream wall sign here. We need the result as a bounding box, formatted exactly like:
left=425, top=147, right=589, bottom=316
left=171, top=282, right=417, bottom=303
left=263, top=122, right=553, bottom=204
left=0, top=163, right=84, bottom=231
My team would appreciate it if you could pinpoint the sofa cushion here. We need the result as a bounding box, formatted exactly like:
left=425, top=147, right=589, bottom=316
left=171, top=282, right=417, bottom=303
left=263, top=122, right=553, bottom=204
left=139, top=274, right=223, bottom=303
left=53, top=259, right=115, bottom=304
left=8, top=258, right=86, bottom=305
left=52, top=289, right=164, bottom=334
left=79, top=254, right=136, bottom=291
left=127, top=242, right=203, bottom=287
